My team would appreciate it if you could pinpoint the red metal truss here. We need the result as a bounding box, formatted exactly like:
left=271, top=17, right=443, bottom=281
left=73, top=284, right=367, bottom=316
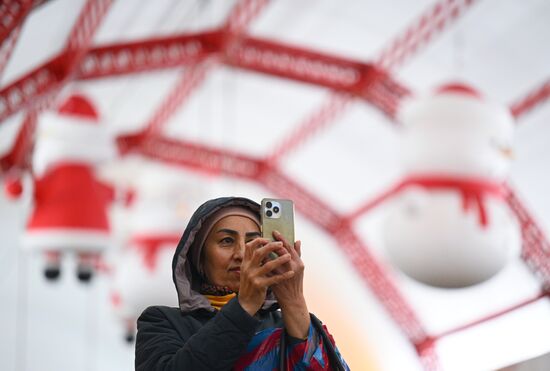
left=66, top=0, right=112, bottom=53
left=0, top=32, right=410, bottom=124
left=77, top=30, right=222, bottom=80
left=144, top=60, right=217, bottom=134
left=0, top=0, right=33, bottom=46
left=504, top=184, right=550, bottom=288
left=253, top=0, right=476, bottom=171
left=266, top=93, right=352, bottom=164
left=0, top=54, right=64, bottom=122
left=77, top=32, right=398, bottom=96
left=0, top=0, right=113, bottom=175
left=0, top=109, right=37, bottom=172
left=510, top=78, right=550, bottom=119
left=225, top=35, right=375, bottom=93
left=376, top=0, right=478, bottom=70
left=223, top=0, right=270, bottom=35
left=0, top=23, right=22, bottom=79
left=140, top=0, right=271, bottom=135
left=0, top=0, right=113, bottom=123
left=434, top=291, right=549, bottom=340
left=117, top=132, right=262, bottom=178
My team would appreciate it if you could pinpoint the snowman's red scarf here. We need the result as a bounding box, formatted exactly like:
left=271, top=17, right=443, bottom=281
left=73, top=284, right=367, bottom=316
left=130, top=235, right=180, bottom=271
left=395, top=176, right=506, bottom=228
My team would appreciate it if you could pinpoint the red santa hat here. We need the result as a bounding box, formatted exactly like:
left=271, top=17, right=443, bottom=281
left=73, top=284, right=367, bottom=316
left=435, top=82, right=483, bottom=99
left=33, top=92, right=116, bottom=176
left=57, top=93, right=99, bottom=121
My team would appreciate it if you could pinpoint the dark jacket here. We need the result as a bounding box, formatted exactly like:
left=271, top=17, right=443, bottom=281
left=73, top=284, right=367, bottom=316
left=135, top=197, right=349, bottom=371
left=136, top=298, right=284, bottom=370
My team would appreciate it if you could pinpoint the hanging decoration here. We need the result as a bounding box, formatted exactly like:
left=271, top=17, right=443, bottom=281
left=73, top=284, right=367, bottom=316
left=14, top=93, right=116, bottom=282
left=382, top=83, right=521, bottom=288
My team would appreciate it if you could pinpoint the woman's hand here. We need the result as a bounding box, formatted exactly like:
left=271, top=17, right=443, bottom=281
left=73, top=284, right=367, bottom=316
left=270, top=231, right=310, bottom=339
left=238, top=238, right=295, bottom=316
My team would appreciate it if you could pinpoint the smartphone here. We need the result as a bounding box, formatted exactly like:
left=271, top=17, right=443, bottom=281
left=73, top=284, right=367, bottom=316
left=261, top=198, right=295, bottom=260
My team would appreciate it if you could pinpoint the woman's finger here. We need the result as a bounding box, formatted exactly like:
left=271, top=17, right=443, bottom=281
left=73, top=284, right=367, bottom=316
left=263, top=270, right=295, bottom=287
left=258, top=253, right=291, bottom=275
left=273, top=230, right=298, bottom=257
left=245, top=237, right=269, bottom=260
left=251, top=241, right=284, bottom=265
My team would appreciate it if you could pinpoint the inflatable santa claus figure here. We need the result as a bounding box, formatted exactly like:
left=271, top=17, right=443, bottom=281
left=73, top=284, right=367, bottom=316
left=382, top=83, right=521, bottom=288
left=110, top=171, right=187, bottom=342
left=21, top=93, right=115, bottom=282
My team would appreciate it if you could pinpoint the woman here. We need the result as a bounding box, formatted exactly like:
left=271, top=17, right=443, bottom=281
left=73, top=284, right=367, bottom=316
left=135, top=196, right=349, bottom=370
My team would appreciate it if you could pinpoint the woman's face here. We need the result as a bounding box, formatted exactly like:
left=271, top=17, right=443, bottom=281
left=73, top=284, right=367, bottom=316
left=203, top=215, right=260, bottom=291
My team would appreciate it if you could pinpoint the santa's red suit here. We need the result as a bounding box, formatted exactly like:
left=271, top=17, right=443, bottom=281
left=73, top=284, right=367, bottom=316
left=24, top=163, right=114, bottom=251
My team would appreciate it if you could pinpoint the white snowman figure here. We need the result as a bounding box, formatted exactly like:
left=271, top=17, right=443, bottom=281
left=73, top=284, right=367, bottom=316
left=382, top=83, right=521, bottom=288
left=20, top=93, right=116, bottom=282
left=109, top=169, right=189, bottom=342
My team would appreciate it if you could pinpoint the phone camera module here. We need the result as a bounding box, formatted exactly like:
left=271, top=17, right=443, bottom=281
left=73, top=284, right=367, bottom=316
left=266, top=201, right=272, bottom=208
left=273, top=206, right=280, bottom=213
left=266, top=210, right=273, bottom=217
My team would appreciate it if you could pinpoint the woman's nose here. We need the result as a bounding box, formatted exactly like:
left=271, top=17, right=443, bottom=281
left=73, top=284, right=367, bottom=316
left=234, top=240, right=245, bottom=259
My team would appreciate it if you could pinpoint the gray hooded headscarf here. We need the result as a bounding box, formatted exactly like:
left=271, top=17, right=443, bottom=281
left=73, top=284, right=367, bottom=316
left=172, top=196, right=278, bottom=313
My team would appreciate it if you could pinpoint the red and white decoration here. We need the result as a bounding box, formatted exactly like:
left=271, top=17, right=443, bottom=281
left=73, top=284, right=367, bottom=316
left=383, top=84, right=521, bottom=288
left=109, top=170, right=189, bottom=342
left=21, top=93, right=116, bottom=282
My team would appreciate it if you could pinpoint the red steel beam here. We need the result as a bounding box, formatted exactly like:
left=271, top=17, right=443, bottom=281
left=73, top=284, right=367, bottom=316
left=144, top=61, right=217, bottom=134
left=225, top=35, right=372, bottom=93
left=0, top=109, right=37, bottom=172
left=510, top=78, right=550, bottom=119
left=224, top=0, right=269, bottom=35
left=73, top=32, right=410, bottom=121
left=0, top=0, right=112, bottom=123
left=76, top=32, right=390, bottom=94
left=1, top=0, right=112, bottom=177
left=376, top=0, right=478, bottom=70
left=0, top=23, right=22, bottom=79
left=0, top=0, right=33, bottom=46
left=0, top=54, right=65, bottom=122
left=77, top=30, right=223, bottom=80
left=266, top=92, right=351, bottom=164
left=504, top=184, right=550, bottom=288
left=260, top=0, right=479, bottom=171
left=116, top=133, right=262, bottom=179
left=139, top=0, right=272, bottom=135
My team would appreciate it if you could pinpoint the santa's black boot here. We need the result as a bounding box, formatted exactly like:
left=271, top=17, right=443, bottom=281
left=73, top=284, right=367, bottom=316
left=77, top=265, right=93, bottom=283
left=44, top=266, right=61, bottom=281
left=44, top=251, right=62, bottom=282
left=125, top=332, right=135, bottom=344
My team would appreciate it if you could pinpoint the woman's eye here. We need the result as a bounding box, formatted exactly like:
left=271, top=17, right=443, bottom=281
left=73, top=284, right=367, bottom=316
left=220, top=237, right=234, bottom=245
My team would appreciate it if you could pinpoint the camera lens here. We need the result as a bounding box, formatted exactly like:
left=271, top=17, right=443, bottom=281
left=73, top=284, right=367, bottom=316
left=266, top=210, right=273, bottom=217
left=273, top=206, right=279, bottom=213
left=266, top=201, right=272, bottom=208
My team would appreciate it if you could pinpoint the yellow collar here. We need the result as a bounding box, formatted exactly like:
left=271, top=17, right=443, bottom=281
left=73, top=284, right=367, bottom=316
left=203, top=293, right=237, bottom=310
